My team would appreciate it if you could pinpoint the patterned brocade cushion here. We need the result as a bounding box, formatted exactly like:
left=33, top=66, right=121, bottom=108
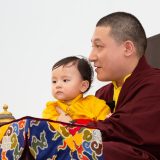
left=0, top=116, right=103, bottom=160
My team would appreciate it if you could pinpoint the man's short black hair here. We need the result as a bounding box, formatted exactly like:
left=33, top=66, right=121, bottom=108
left=97, top=12, right=147, bottom=57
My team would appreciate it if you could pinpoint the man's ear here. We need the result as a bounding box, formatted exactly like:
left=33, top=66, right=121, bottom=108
left=80, top=80, right=89, bottom=93
left=123, top=40, right=135, bottom=57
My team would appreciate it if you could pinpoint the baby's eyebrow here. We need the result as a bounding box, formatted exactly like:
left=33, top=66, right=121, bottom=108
left=62, top=76, right=71, bottom=79
left=51, top=76, right=57, bottom=79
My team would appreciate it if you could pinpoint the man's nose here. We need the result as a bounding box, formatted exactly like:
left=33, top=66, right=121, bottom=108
left=88, top=49, right=96, bottom=62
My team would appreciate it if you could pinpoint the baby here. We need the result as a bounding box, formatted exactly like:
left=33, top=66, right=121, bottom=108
left=42, top=56, right=111, bottom=123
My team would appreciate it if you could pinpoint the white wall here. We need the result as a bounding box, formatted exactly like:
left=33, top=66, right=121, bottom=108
left=0, top=0, right=160, bottom=118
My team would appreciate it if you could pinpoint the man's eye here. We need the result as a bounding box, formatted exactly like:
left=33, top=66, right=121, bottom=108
left=96, top=44, right=103, bottom=48
left=92, top=44, right=103, bottom=48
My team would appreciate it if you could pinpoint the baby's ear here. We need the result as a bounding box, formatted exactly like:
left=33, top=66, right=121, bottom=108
left=80, top=80, right=89, bottom=93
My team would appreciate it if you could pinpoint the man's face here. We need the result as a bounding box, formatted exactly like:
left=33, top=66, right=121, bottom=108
left=89, top=26, right=126, bottom=82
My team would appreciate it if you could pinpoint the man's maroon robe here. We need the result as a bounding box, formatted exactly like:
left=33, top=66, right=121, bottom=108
left=95, top=56, right=160, bottom=160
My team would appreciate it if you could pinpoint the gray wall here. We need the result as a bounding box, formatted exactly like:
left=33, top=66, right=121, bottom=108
left=146, top=34, right=160, bottom=68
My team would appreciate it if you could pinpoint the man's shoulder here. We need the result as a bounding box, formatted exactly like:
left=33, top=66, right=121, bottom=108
left=96, top=83, right=113, bottom=93
left=95, top=83, right=113, bottom=99
left=132, top=67, right=160, bottom=84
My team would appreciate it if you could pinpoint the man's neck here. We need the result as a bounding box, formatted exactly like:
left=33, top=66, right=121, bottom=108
left=114, top=73, right=132, bottom=88
left=115, top=80, right=123, bottom=88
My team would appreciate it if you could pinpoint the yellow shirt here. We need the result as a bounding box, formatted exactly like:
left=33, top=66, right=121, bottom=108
left=42, top=94, right=111, bottom=121
left=112, top=74, right=131, bottom=111
left=42, top=94, right=111, bottom=151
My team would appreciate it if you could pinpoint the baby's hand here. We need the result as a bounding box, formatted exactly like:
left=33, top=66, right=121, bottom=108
left=106, top=113, right=112, bottom=118
left=56, top=106, right=72, bottom=123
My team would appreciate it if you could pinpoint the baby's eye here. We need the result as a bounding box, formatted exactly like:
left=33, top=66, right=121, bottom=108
left=63, top=79, right=70, bottom=82
left=52, top=80, right=56, bottom=83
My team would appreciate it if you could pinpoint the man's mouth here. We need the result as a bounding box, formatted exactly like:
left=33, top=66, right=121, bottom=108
left=95, top=66, right=101, bottom=72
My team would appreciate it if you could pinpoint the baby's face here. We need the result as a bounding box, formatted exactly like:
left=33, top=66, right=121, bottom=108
left=51, top=63, right=85, bottom=103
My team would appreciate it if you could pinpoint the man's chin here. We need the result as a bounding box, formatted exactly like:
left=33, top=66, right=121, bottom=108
left=97, top=76, right=105, bottom=81
left=97, top=75, right=110, bottom=82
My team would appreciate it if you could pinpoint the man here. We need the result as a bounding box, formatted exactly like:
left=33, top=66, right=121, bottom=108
left=89, top=12, right=160, bottom=160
